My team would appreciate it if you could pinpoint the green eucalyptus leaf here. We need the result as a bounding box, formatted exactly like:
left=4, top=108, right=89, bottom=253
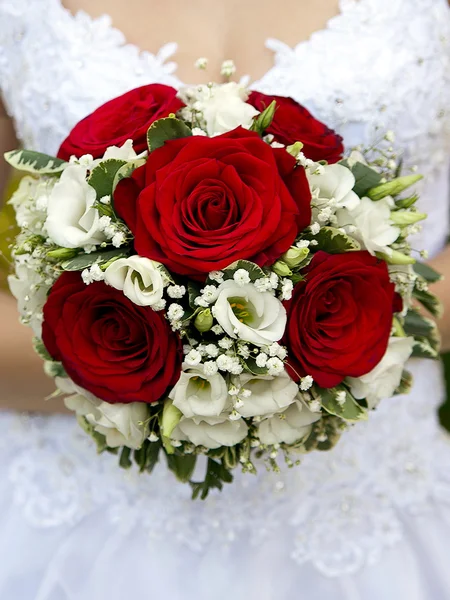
left=166, top=453, right=197, bottom=483
left=4, top=149, right=67, bottom=175
left=147, top=118, right=192, bottom=152
left=61, top=249, right=128, bottom=271
left=320, top=386, right=368, bottom=422
left=88, top=159, right=126, bottom=200
left=303, top=227, right=360, bottom=254
left=413, top=262, right=442, bottom=283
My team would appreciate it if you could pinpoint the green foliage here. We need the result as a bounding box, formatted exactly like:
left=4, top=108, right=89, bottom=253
left=413, top=287, right=443, bottom=319
left=166, top=453, right=197, bottom=483
left=111, top=158, right=146, bottom=194
left=342, top=161, right=383, bottom=197
left=119, top=446, right=133, bottom=469
left=88, top=159, right=126, bottom=200
left=413, top=262, right=442, bottom=283
left=33, top=338, right=53, bottom=362
left=242, top=357, right=268, bottom=376
left=223, top=260, right=266, bottom=282
left=4, top=149, right=67, bottom=174
left=61, top=249, right=128, bottom=271
left=302, top=226, right=360, bottom=254
left=320, top=386, right=368, bottom=422
left=134, top=439, right=162, bottom=474
left=394, top=369, right=413, bottom=396
left=147, top=117, right=192, bottom=151
left=190, top=457, right=233, bottom=500
left=403, top=309, right=436, bottom=338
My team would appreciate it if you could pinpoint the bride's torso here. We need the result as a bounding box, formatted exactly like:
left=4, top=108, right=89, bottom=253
left=1, top=0, right=450, bottom=578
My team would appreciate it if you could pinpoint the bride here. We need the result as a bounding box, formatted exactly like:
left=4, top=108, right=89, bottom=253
left=1, top=0, right=450, bottom=598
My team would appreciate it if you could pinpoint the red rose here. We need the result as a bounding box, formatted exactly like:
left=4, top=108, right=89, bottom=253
left=248, top=91, right=344, bottom=164
left=42, top=272, right=182, bottom=404
left=57, top=84, right=184, bottom=160
left=114, top=127, right=311, bottom=279
left=284, top=251, right=396, bottom=388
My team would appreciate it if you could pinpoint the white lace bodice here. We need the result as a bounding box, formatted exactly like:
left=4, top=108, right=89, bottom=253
left=1, top=0, right=450, bottom=579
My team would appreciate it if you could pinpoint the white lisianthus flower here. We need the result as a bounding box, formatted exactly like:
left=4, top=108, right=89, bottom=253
left=212, top=280, right=287, bottom=346
left=307, top=163, right=360, bottom=212
left=336, top=197, right=400, bottom=255
left=8, top=256, right=51, bottom=337
left=61, top=380, right=149, bottom=449
left=187, top=82, right=259, bottom=136
left=168, top=365, right=230, bottom=419
left=172, top=415, right=249, bottom=449
left=257, top=397, right=320, bottom=445
left=104, top=256, right=166, bottom=307
left=346, top=336, right=415, bottom=408
left=45, top=164, right=107, bottom=248
left=235, top=371, right=298, bottom=418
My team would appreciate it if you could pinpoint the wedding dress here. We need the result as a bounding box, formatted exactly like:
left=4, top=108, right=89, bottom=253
left=1, top=0, right=450, bottom=598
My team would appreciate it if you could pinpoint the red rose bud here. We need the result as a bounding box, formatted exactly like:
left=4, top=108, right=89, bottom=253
left=42, top=272, right=182, bottom=404
left=57, top=84, right=184, bottom=160
left=284, top=251, right=396, bottom=388
left=248, top=91, right=344, bottom=164
left=114, top=127, right=312, bottom=279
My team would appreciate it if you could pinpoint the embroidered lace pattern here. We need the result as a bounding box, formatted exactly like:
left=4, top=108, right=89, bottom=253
left=1, top=0, right=450, bottom=578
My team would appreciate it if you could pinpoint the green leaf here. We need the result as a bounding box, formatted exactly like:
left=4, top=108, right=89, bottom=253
left=147, top=118, right=192, bottom=152
left=348, top=162, right=383, bottom=197
left=4, top=149, right=67, bottom=175
left=112, top=158, right=147, bottom=194
left=77, top=416, right=108, bottom=453
left=320, top=386, right=368, bottom=422
left=413, top=262, right=442, bottom=283
left=43, top=360, right=67, bottom=378
left=303, top=227, right=360, bottom=254
left=61, top=249, right=128, bottom=271
left=33, top=338, right=53, bottom=362
left=119, top=446, right=133, bottom=469
left=190, top=457, right=233, bottom=500
left=134, top=439, right=161, bottom=473
left=187, top=281, right=202, bottom=310
left=412, top=338, right=439, bottom=359
left=403, top=309, right=436, bottom=338
left=242, top=357, right=268, bottom=376
left=223, top=260, right=266, bottom=282
left=166, top=454, right=197, bottom=483
left=413, top=287, right=443, bottom=319
left=394, top=369, right=413, bottom=396
left=88, top=159, right=126, bottom=200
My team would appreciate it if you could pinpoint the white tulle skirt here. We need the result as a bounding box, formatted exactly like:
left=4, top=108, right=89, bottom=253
left=1, top=359, right=450, bottom=600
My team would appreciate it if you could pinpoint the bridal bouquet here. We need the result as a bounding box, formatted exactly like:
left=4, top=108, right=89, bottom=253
left=6, top=68, right=442, bottom=498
